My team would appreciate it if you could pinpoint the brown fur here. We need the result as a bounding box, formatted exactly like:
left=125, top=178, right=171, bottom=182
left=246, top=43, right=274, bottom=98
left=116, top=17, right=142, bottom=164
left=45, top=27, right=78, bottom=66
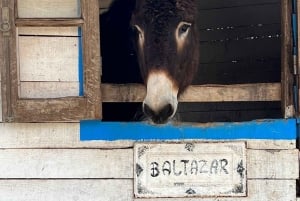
left=131, top=0, right=199, bottom=95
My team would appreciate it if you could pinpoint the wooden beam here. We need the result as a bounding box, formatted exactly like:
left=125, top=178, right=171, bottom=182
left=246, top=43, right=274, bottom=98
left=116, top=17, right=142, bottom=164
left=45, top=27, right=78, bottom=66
left=0, top=123, right=295, bottom=149
left=17, top=0, right=80, bottom=18
left=0, top=148, right=297, bottom=179
left=101, top=83, right=281, bottom=102
left=281, top=0, right=294, bottom=117
left=15, top=19, right=84, bottom=27
left=134, top=180, right=296, bottom=201
left=0, top=180, right=294, bottom=201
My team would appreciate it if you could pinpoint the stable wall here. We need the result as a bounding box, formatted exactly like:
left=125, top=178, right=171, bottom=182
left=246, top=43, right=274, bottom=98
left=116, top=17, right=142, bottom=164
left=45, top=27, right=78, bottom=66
left=0, top=0, right=298, bottom=200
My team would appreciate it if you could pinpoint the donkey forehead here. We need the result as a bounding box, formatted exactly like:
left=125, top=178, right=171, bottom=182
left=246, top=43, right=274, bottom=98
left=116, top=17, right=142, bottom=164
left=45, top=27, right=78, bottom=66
left=133, top=0, right=196, bottom=25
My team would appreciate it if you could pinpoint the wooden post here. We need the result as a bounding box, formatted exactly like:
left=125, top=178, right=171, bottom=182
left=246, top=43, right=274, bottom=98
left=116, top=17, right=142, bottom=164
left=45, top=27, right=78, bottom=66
left=0, top=0, right=13, bottom=122
left=281, top=0, right=295, bottom=118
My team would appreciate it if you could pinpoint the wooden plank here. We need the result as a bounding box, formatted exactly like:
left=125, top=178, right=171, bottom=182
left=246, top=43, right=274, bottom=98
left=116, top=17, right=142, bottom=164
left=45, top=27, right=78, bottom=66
left=18, top=36, right=79, bottom=82
left=0, top=179, right=295, bottom=201
left=247, top=149, right=299, bottom=179
left=0, top=123, right=295, bottom=149
left=15, top=19, right=84, bottom=27
left=81, top=120, right=296, bottom=141
left=181, top=83, right=281, bottom=102
left=0, top=148, right=296, bottom=179
left=247, top=140, right=296, bottom=149
left=20, top=82, right=79, bottom=98
left=17, top=0, right=80, bottom=18
left=0, top=149, right=133, bottom=178
left=81, top=0, right=102, bottom=119
left=0, top=179, right=133, bottom=201
left=0, top=123, right=133, bottom=149
left=0, top=82, right=2, bottom=122
left=14, top=98, right=88, bottom=122
left=101, top=83, right=281, bottom=102
left=134, top=180, right=296, bottom=201
left=18, top=26, right=79, bottom=36
left=0, top=0, right=11, bottom=123
left=282, top=0, right=294, bottom=118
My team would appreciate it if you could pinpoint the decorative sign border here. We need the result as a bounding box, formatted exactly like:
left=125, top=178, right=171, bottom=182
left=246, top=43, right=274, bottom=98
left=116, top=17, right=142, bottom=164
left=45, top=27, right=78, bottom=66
left=134, top=142, right=247, bottom=198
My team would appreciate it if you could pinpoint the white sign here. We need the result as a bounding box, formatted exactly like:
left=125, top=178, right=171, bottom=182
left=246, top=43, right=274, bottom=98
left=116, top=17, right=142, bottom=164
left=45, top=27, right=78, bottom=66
left=134, top=142, right=246, bottom=198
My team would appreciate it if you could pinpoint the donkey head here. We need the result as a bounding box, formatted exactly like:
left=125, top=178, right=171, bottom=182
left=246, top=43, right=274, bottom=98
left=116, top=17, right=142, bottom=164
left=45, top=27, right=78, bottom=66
left=131, top=0, right=199, bottom=124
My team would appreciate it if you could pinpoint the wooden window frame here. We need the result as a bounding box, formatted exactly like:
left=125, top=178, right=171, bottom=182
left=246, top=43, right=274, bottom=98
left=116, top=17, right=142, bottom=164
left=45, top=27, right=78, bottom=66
left=1, top=0, right=101, bottom=122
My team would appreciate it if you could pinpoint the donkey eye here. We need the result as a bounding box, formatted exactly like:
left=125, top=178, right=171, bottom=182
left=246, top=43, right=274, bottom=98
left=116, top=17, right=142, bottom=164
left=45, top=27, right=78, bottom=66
left=178, top=22, right=191, bottom=35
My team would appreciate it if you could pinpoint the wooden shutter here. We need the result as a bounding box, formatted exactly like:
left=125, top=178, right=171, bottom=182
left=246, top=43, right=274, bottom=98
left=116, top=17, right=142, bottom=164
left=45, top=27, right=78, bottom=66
left=1, top=0, right=101, bottom=122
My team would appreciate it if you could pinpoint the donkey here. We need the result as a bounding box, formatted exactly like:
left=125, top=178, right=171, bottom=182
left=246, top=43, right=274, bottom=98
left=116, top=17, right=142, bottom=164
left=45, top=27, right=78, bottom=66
left=101, top=0, right=199, bottom=124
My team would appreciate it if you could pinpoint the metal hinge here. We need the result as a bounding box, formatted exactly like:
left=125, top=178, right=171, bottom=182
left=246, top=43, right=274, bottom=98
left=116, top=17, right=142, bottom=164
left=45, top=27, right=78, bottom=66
left=0, top=7, right=11, bottom=36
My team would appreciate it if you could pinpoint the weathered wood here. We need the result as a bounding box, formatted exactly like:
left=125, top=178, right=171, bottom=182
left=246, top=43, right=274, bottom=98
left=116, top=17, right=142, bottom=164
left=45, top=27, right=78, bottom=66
left=281, top=0, right=294, bottom=118
left=20, top=82, right=79, bottom=98
left=14, top=98, right=88, bottom=122
left=0, top=149, right=133, bottom=178
left=0, top=179, right=294, bottom=201
left=0, top=123, right=295, bottom=149
left=15, top=19, right=84, bottom=27
left=0, top=179, right=133, bottom=201
left=0, top=83, right=2, bottom=122
left=134, top=180, right=296, bottom=201
left=247, top=149, right=299, bottom=179
left=0, top=0, right=5, bottom=122
left=246, top=140, right=296, bottom=149
left=81, top=0, right=102, bottom=119
left=18, top=31, right=80, bottom=98
left=17, top=0, right=80, bottom=18
left=297, top=0, right=300, bottom=116
left=101, top=83, right=281, bottom=102
left=19, top=36, right=79, bottom=81
left=0, top=148, right=296, bottom=179
left=0, top=123, right=133, bottom=149
left=181, top=83, right=281, bottom=102
left=9, top=0, right=102, bottom=122
left=18, top=26, right=79, bottom=36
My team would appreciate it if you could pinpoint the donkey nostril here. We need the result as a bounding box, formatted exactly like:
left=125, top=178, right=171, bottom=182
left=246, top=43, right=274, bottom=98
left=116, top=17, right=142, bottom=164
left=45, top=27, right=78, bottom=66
left=143, top=103, right=174, bottom=124
left=158, top=104, right=174, bottom=120
left=143, top=103, right=155, bottom=118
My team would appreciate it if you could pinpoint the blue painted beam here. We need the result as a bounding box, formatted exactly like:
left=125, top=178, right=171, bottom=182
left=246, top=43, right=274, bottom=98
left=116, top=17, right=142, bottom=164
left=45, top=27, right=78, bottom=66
left=80, top=119, right=297, bottom=141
